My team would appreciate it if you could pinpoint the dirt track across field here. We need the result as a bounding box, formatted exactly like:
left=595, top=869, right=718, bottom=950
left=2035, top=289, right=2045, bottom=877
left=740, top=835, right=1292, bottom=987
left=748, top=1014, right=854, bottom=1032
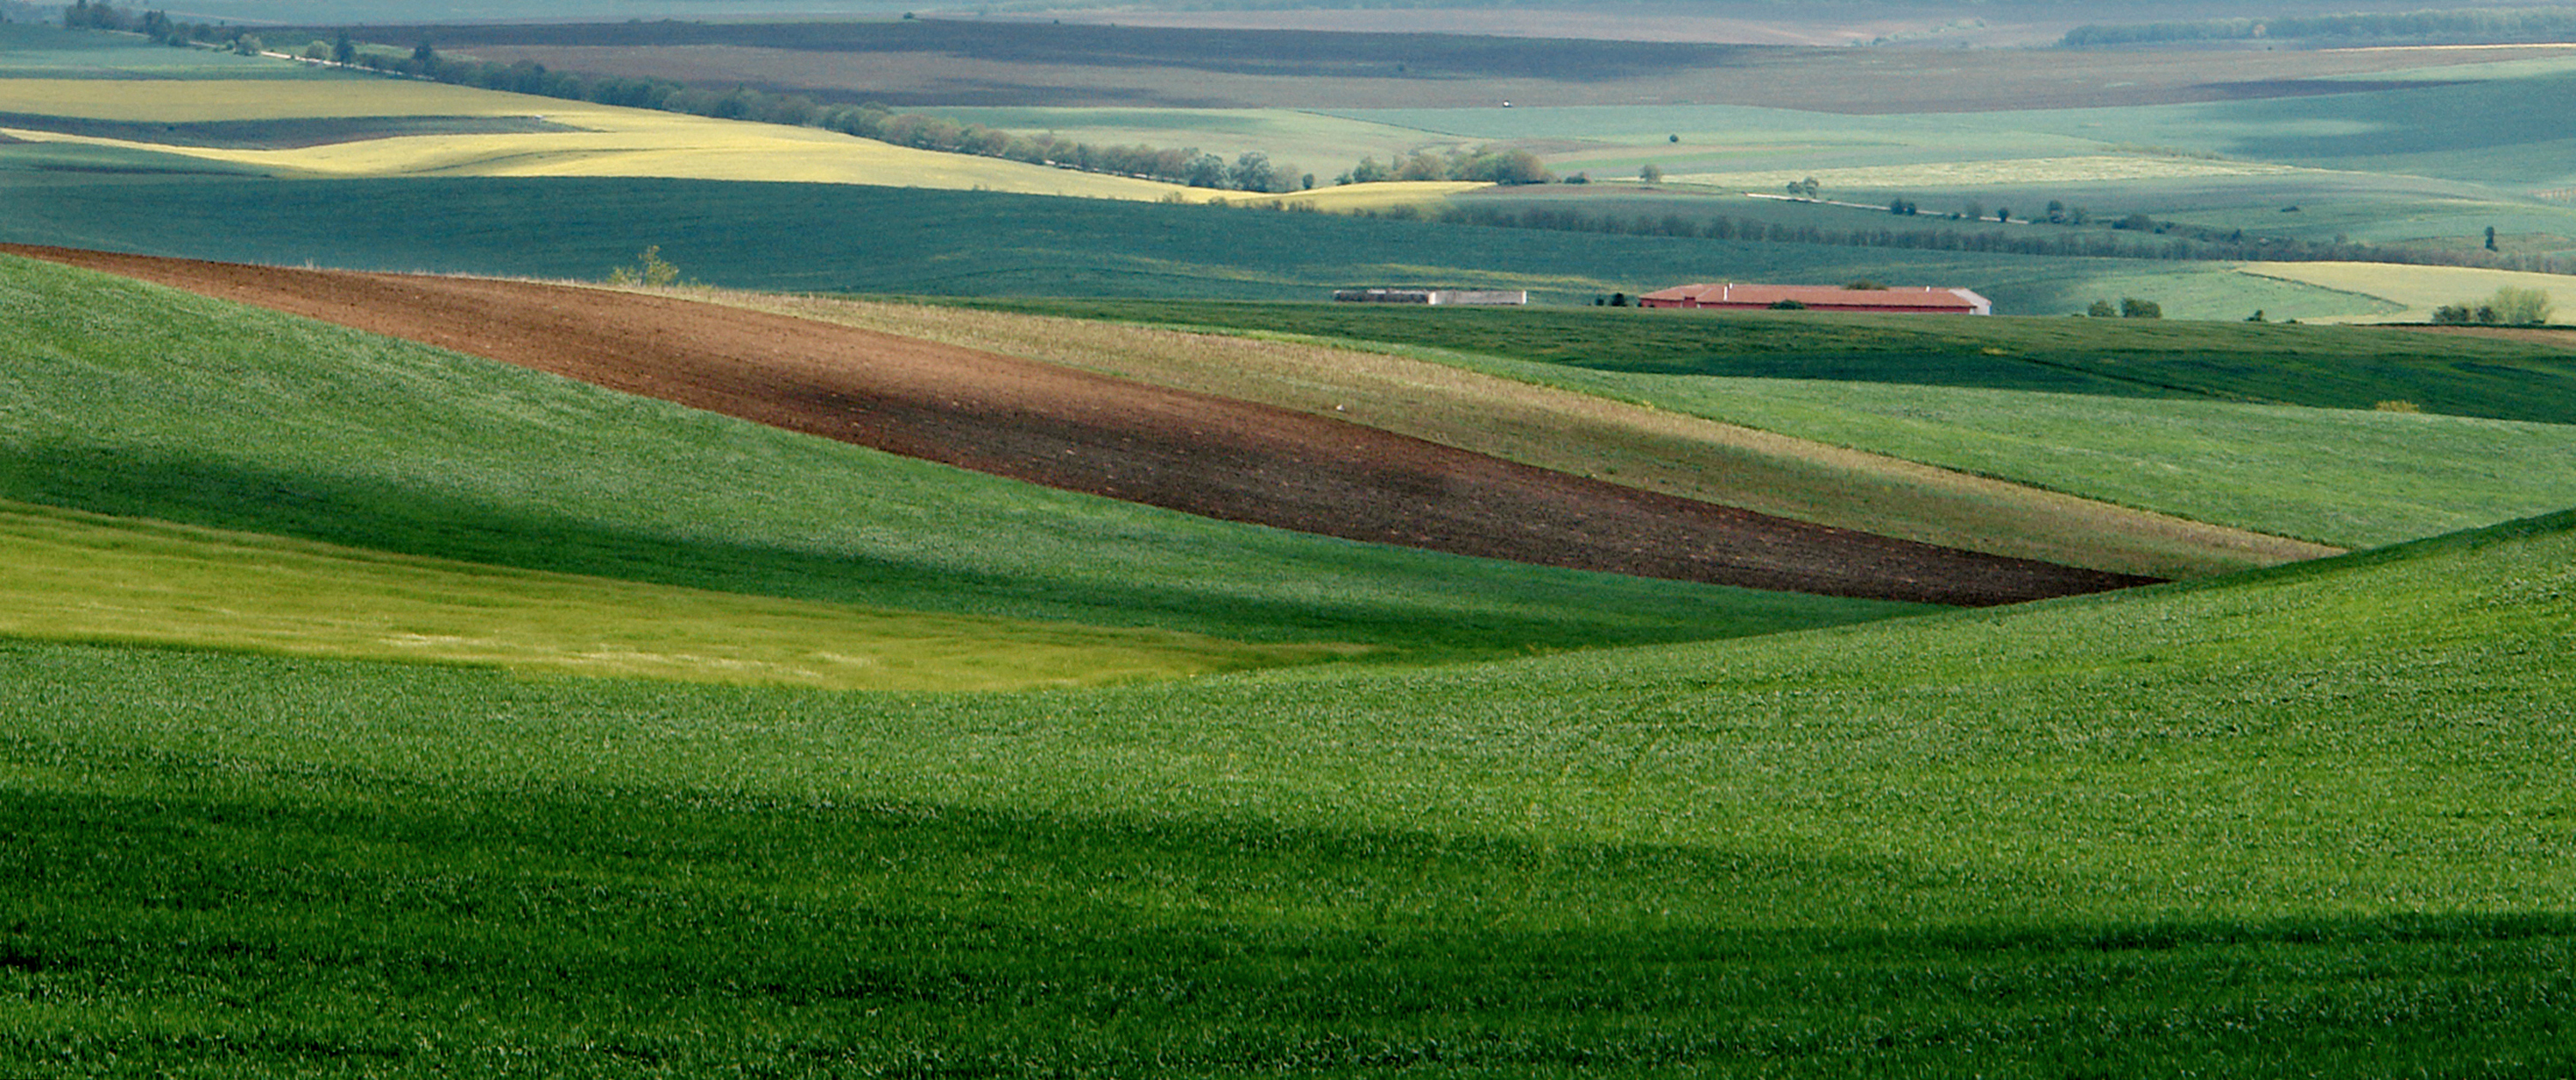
left=12, top=244, right=2157, bottom=606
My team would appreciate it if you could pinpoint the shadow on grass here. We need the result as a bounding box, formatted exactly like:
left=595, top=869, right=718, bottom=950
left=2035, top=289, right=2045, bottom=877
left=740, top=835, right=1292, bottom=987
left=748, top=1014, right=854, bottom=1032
left=0, top=446, right=1842, bottom=657
left=4, top=737, right=2573, bottom=1077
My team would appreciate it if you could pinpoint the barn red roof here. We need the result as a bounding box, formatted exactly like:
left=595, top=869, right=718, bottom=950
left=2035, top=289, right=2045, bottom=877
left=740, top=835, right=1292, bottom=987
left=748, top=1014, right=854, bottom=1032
left=1637, top=283, right=1991, bottom=314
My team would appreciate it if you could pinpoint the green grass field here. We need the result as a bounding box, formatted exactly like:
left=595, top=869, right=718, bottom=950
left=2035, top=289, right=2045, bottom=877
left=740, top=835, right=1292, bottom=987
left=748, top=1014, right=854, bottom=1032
left=1510, top=373, right=2576, bottom=549
left=0, top=499, right=1340, bottom=691
left=0, top=252, right=1917, bottom=660
left=7, top=502, right=2572, bottom=1075
left=964, top=297, right=2576, bottom=423
left=957, top=299, right=2576, bottom=547
left=0, top=21, right=336, bottom=81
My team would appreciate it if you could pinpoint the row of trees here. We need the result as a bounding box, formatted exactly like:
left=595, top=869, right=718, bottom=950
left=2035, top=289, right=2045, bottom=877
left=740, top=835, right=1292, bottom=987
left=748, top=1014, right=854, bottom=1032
left=2065, top=7, right=2576, bottom=46
left=349, top=42, right=1558, bottom=193
left=2086, top=298, right=2163, bottom=319
left=1394, top=203, right=2576, bottom=274
left=2433, top=287, right=2555, bottom=325
left=1340, top=148, right=1552, bottom=185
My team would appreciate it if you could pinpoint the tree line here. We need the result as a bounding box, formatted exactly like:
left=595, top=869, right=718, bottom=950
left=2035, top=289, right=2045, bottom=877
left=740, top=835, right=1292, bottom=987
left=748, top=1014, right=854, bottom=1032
left=1371, top=202, right=2575, bottom=275
left=57, top=4, right=1558, bottom=196
left=2064, top=6, right=2576, bottom=46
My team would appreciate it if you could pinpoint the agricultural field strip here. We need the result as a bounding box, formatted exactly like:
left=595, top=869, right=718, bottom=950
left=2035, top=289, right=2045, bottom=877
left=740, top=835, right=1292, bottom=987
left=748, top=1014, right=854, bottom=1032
left=34, top=246, right=2140, bottom=606
left=0, top=499, right=1329, bottom=691
left=0, top=77, right=1205, bottom=198
left=428, top=24, right=2569, bottom=112
left=953, top=296, right=2576, bottom=546
left=1538, top=371, right=2576, bottom=550
left=2242, top=260, right=2576, bottom=321
left=3, top=250, right=1902, bottom=658
left=696, top=288, right=2331, bottom=579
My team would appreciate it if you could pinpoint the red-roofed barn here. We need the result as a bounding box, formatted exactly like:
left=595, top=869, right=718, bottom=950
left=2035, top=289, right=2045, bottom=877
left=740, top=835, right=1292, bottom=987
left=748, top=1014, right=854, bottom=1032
left=1637, top=283, right=1993, bottom=315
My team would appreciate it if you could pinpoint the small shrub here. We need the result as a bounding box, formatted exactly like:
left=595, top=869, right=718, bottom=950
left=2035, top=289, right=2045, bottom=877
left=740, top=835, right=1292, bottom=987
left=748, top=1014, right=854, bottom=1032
left=1769, top=299, right=1808, bottom=310
left=606, top=245, right=682, bottom=288
left=2375, top=400, right=2423, bottom=413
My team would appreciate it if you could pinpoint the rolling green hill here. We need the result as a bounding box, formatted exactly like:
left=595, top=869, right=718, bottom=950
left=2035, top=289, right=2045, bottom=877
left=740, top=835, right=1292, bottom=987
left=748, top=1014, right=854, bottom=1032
left=0, top=252, right=1921, bottom=659
left=6, top=503, right=2571, bottom=1075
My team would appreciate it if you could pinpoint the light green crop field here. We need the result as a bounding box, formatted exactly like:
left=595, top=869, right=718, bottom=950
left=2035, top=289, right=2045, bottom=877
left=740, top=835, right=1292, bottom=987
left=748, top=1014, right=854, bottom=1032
left=962, top=298, right=2576, bottom=547
left=5, top=505, right=2572, bottom=1075
left=0, top=500, right=1334, bottom=691
left=0, top=21, right=336, bottom=80
left=1503, top=372, right=2576, bottom=549
left=0, top=252, right=1918, bottom=658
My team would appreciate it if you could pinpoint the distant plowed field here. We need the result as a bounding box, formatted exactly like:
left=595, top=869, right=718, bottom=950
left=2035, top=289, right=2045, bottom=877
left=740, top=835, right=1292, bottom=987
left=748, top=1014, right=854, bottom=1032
left=11, top=246, right=2151, bottom=606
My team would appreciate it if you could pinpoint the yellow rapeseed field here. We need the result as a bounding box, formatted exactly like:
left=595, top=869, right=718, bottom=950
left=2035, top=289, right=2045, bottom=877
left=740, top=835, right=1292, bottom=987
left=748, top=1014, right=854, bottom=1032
left=0, top=76, right=1219, bottom=200
left=2239, top=262, right=2576, bottom=322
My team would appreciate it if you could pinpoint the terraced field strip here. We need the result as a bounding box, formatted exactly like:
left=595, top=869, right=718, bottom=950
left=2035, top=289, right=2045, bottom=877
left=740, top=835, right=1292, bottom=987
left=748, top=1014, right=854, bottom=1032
left=715, top=291, right=2330, bottom=579
left=0, top=500, right=1327, bottom=690
left=15, top=245, right=2148, bottom=605
left=0, top=76, right=1198, bottom=198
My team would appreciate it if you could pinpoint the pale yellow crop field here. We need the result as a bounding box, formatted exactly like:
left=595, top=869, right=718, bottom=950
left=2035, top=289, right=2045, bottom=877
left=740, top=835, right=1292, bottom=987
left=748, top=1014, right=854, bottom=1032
left=0, top=76, right=535, bottom=121
left=1228, top=181, right=1485, bottom=211
left=0, top=77, right=1206, bottom=199
left=2239, top=262, right=2576, bottom=322
left=1670, top=155, right=2312, bottom=191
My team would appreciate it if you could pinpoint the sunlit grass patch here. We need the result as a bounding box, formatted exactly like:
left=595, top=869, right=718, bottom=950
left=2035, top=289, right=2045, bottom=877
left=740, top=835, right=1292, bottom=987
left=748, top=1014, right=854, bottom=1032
left=0, top=500, right=1340, bottom=690
left=2242, top=260, right=2576, bottom=322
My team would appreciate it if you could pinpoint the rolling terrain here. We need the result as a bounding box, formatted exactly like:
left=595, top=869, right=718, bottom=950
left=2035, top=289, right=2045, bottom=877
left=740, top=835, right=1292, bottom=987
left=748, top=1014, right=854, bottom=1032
left=10, top=244, right=2147, bottom=606
left=9, top=9, right=2576, bottom=1075
left=2, top=250, right=1916, bottom=661
left=5, top=503, right=2571, bottom=1075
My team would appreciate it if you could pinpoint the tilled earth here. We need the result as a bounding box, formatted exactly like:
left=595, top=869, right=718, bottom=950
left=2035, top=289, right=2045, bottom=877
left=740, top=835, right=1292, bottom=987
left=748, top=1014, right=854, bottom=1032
left=14, top=244, right=2157, bottom=606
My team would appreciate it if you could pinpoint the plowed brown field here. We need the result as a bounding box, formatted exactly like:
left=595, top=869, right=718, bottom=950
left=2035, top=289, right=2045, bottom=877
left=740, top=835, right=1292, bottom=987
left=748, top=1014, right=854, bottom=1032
left=13, top=244, right=2155, bottom=606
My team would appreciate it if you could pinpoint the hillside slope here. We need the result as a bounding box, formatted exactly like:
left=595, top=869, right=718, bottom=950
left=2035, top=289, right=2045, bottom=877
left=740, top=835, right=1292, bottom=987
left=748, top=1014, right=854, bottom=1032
left=725, top=290, right=2335, bottom=579
left=0, top=250, right=1924, bottom=657
left=6, top=507, right=2571, bottom=1074
left=12, top=245, right=2148, bottom=606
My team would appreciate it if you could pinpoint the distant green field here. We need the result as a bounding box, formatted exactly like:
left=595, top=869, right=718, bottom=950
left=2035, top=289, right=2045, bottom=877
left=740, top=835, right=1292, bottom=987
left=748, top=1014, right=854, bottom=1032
left=7, top=506, right=2572, bottom=1075
left=0, top=21, right=336, bottom=80
left=0, top=252, right=1917, bottom=658
left=966, top=298, right=2576, bottom=424
left=0, top=174, right=2433, bottom=315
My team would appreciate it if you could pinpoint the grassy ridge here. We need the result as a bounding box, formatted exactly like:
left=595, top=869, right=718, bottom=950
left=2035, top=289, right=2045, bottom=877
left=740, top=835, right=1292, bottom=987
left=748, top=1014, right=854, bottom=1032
left=0, top=174, right=2364, bottom=314
left=0, top=252, right=1917, bottom=658
left=0, top=499, right=1336, bottom=690
left=968, top=297, right=2576, bottom=423
left=1552, top=375, right=2576, bottom=549
left=7, top=507, right=2573, bottom=1074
